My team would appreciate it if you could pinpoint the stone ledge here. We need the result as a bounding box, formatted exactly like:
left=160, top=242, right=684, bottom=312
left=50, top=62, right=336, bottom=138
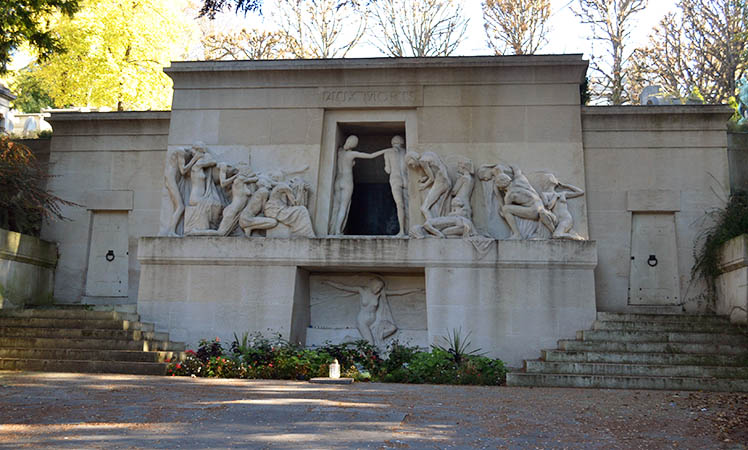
left=0, top=229, right=57, bottom=268
left=137, top=236, right=598, bottom=270
left=718, top=234, right=748, bottom=272
left=166, top=55, right=587, bottom=73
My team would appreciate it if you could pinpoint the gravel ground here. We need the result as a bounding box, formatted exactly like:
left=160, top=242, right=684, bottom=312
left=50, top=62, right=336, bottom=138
left=0, top=371, right=746, bottom=449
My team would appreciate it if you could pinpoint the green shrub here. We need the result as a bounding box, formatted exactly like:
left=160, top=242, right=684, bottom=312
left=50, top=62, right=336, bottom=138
left=166, top=330, right=507, bottom=386
left=692, top=190, right=748, bottom=305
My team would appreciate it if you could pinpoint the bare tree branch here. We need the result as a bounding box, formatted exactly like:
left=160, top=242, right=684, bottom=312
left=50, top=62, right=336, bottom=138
left=575, top=0, right=647, bottom=105
left=483, top=0, right=551, bottom=55
left=628, top=0, right=747, bottom=104
left=369, top=0, right=469, bottom=57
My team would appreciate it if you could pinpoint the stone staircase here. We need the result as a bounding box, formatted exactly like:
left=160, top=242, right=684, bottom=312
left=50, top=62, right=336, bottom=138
left=507, top=312, right=748, bottom=391
left=0, top=307, right=185, bottom=375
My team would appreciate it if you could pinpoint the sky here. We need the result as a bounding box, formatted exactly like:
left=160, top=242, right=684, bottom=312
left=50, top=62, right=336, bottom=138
left=8, top=0, right=680, bottom=70
left=213, top=0, right=680, bottom=59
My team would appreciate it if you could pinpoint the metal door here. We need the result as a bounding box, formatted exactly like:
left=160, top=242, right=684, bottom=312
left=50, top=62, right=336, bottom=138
left=628, top=213, right=679, bottom=305
left=85, top=211, right=129, bottom=297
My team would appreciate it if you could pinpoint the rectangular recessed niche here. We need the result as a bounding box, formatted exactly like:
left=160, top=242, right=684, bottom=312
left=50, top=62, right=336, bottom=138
left=336, top=122, right=406, bottom=236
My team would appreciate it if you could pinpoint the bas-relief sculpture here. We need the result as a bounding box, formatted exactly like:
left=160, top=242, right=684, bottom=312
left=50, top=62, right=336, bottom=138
left=159, top=141, right=315, bottom=238
left=161, top=138, right=585, bottom=242
left=323, top=275, right=422, bottom=349
left=478, top=163, right=585, bottom=240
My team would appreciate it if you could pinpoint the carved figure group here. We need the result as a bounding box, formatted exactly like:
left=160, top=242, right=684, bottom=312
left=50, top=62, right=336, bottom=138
left=163, top=139, right=585, bottom=241
left=160, top=142, right=315, bottom=239
left=479, top=163, right=585, bottom=240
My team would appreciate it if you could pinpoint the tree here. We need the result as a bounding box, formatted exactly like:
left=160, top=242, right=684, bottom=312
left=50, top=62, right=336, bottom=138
left=23, top=0, right=195, bottom=111
left=270, top=0, right=367, bottom=59
left=8, top=67, right=59, bottom=113
left=198, top=0, right=262, bottom=18
left=482, top=0, right=551, bottom=55
left=0, top=0, right=79, bottom=74
left=202, top=28, right=286, bottom=60
left=575, top=0, right=648, bottom=105
left=369, top=0, right=469, bottom=57
left=0, top=136, right=75, bottom=236
left=629, top=0, right=747, bottom=104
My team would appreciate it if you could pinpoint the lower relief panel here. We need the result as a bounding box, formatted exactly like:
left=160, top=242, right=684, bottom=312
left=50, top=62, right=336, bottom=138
left=307, top=272, right=427, bottom=349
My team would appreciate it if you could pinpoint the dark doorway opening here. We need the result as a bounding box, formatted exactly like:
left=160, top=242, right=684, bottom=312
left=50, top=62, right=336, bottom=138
left=338, top=122, right=405, bottom=236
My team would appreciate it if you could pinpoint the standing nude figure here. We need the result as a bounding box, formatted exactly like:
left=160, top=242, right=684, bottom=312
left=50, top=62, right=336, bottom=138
left=329, top=135, right=386, bottom=235
left=183, top=142, right=223, bottom=235
left=495, top=165, right=556, bottom=240
left=379, top=135, right=409, bottom=236
left=162, top=146, right=200, bottom=236
left=323, top=276, right=421, bottom=348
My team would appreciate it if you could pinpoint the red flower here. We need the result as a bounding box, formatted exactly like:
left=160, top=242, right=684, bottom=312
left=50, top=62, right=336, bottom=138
left=176, top=363, right=182, bottom=369
left=268, top=363, right=273, bottom=367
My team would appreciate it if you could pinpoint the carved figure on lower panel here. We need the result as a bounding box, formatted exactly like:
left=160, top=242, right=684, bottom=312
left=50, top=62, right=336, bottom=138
left=184, top=143, right=225, bottom=235
left=406, top=150, right=451, bottom=221
left=264, top=178, right=316, bottom=238
left=322, top=276, right=421, bottom=349
left=330, top=135, right=386, bottom=235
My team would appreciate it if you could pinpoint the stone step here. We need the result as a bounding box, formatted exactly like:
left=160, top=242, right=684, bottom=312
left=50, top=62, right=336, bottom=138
left=0, top=317, right=154, bottom=331
left=558, top=339, right=748, bottom=355
left=0, top=358, right=167, bottom=375
left=0, top=309, right=139, bottom=322
left=506, top=372, right=748, bottom=392
left=524, top=360, right=748, bottom=378
left=577, top=329, right=748, bottom=345
left=0, top=347, right=184, bottom=363
left=0, top=336, right=185, bottom=352
left=592, top=320, right=739, bottom=333
left=0, top=327, right=169, bottom=341
left=596, top=312, right=731, bottom=324
left=541, top=349, right=748, bottom=366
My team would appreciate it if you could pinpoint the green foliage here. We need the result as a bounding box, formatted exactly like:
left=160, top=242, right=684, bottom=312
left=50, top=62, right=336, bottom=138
left=8, top=67, right=58, bottom=113
left=0, top=136, right=75, bottom=235
left=167, top=330, right=507, bottom=386
left=0, top=0, right=79, bottom=73
left=692, top=190, right=748, bottom=305
left=433, top=327, right=483, bottom=365
left=25, top=0, right=195, bottom=111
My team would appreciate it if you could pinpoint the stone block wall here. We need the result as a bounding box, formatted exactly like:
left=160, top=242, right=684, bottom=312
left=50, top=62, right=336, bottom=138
left=717, top=234, right=748, bottom=323
left=42, top=112, right=170, bottom=304
left=582, top=106, right=733, bottom=313
left=0, top=228, right=57, bottom=308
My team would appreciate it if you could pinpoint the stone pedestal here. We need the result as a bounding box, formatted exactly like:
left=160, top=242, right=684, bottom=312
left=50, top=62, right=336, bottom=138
left=137, top=236, right=597, bottom=366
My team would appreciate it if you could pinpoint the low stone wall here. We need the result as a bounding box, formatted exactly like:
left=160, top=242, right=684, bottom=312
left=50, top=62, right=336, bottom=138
left=0, top=228, right=58, bottom=309
left=137, top=237, right=598, bottom=366
left=717, top=234, right=748, bottom=323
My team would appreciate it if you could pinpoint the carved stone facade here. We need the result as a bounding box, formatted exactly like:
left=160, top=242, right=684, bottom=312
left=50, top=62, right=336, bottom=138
left=39, top=57, right=734, bottom=365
